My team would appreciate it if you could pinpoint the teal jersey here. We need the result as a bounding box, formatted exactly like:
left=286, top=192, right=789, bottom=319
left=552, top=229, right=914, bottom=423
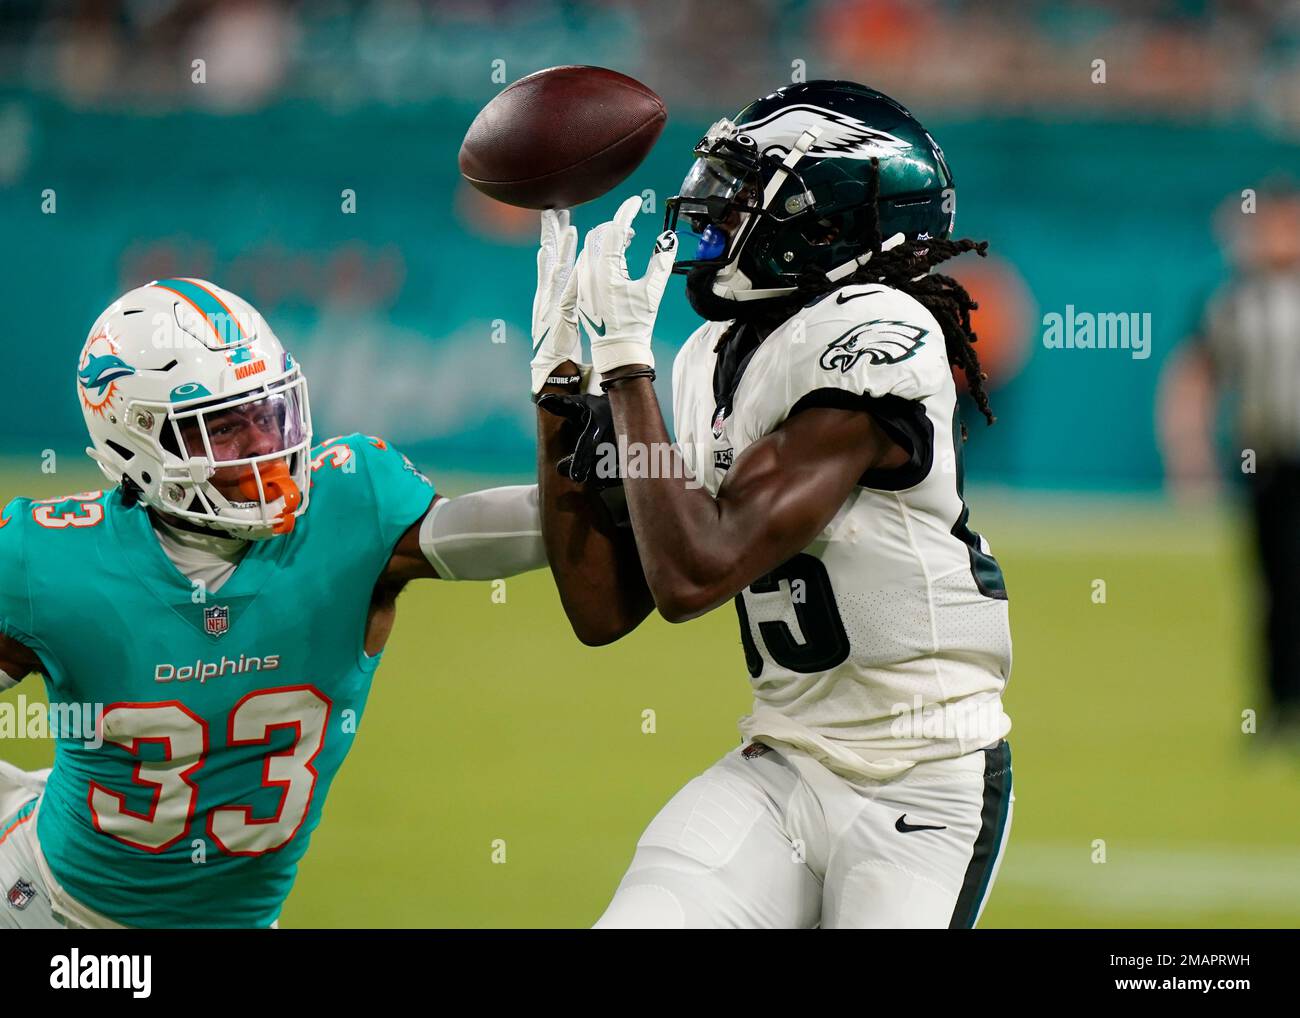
left=0, top=434, right=434, bottom=927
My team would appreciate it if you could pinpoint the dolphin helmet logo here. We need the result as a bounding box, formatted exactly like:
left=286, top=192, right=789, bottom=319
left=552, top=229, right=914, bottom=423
left=78, top=354, right=136, bottom=394
left=77, top=329, right=136, bottom=416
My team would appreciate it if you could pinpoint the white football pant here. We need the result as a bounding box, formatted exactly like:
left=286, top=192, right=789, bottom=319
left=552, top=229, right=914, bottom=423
left=595, top=740, right=1013, bottom=929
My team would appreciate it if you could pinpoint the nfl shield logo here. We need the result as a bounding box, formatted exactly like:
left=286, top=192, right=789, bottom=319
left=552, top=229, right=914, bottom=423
left=7, top=878, right=35, bottom=910
left=712, top=406, right=729, bottom=439
left=204, top=605, right=230, bottom=637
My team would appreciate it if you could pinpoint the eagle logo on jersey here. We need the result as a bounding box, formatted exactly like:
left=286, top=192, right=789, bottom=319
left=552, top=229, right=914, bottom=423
left=741, top=105, right=911, bottom=161
left=820, top=320, right=928, bottom=373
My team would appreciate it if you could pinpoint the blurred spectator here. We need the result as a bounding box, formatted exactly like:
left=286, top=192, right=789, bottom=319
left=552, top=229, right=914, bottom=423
left=0, top=0, right=1298, bottom=129
left=1159, top=185, right=1300, bottom=741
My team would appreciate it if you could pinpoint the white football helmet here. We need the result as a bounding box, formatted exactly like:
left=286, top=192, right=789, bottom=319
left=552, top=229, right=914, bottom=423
left=78, top=278, right=313, bottom=540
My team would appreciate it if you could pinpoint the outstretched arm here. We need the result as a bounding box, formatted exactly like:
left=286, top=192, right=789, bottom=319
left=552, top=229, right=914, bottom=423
left=365, top=425, right=650, bottom=648
left=524, top=207, right=654, bottom=644
left=535, top=367, right=654, bottom=646
left=381, top=484, right=549, bottom=584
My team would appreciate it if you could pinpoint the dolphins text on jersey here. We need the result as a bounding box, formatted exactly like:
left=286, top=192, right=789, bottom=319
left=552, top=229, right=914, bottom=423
left=0, top=279, right=436, bottom=928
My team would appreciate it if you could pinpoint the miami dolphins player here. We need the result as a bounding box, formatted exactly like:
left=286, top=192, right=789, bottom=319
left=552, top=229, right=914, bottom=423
left=532, top=82, right=1014, bottom=928
left=0, top=278, right=545, bottom=928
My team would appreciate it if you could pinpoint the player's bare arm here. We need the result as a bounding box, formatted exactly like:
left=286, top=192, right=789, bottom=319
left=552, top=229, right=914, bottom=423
left=534, top=364, right=654, bottom=645
left=382, top=483, right=548, bottom=587
left=527, top=209, right=655, bottom=644
left=603, top=373, right=907, bottom=621
left=0, top=630, right=42, bottom=683
left=381, top=514, right=439, bottom=583
left=369, top=483, right=550, bottom=653
left=368, top=476, right=561, bottom=660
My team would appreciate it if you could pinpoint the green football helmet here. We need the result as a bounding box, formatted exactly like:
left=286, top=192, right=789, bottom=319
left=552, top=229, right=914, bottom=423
left=665, top=80, right=956, bottom=317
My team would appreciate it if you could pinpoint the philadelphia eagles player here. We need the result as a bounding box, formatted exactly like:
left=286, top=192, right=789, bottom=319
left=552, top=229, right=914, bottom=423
left=0, top=278, right=545, bottom=928
left=531, top=82, right=1013, bottom=928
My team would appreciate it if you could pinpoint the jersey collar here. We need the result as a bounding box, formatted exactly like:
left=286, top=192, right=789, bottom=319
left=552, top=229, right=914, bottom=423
left=107, top=488, right=292, bottom=610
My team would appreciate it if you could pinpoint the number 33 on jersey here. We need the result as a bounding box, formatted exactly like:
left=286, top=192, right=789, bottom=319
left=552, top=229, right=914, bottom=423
left=0, top=433, right=434, bottom=927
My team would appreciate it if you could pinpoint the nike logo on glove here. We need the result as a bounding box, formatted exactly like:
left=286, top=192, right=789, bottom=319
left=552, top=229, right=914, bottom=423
left=895, top=814, right=947, bottom=833
left=579, top=308, right=606, bottom=337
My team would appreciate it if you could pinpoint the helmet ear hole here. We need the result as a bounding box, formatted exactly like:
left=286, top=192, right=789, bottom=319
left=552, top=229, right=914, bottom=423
left=159, top=425, right=182, bottom=457
left=801, top=217, right=841, bottom=246
left=104, top=439, right=134, bottom=461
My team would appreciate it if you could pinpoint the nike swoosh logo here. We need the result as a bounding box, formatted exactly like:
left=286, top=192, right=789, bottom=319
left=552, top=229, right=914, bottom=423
left=895, top=814, right=947, bottom=833
left=579, top=308, right=606, bottom=337
left=533, top=325, right=550, bottom=352
left=836, top=288, right=884, bottom=304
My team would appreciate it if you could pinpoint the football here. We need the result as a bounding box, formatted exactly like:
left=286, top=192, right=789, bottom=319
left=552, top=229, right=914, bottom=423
left=7, top=0, right=1298, bottom=968
left=458, top=65, right=666, bottom=209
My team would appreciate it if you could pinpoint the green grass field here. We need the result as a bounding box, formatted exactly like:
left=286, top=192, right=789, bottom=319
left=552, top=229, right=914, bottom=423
left=3, top=464, right=1298, bottom=928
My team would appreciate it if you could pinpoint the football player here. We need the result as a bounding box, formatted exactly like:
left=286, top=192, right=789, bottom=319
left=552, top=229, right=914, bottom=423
left=532, top=82, right=1014, bottom=928
left=0, top=278, right=546, bottom=928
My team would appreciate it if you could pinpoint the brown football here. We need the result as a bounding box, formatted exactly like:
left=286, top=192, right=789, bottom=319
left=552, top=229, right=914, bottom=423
left=458, top=65, right=667, bottom=210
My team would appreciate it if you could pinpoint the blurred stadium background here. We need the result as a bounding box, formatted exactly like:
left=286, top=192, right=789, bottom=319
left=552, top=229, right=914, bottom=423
left=1, top=0, right=1298, bottom=927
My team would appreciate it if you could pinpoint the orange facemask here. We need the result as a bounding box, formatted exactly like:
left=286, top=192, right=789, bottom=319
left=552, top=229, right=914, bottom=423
left=238, top=460, right=302, bottom=535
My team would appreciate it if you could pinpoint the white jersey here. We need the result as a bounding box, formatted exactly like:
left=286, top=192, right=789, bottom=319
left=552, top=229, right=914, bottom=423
left=671, top=283, right=1012, bottom=781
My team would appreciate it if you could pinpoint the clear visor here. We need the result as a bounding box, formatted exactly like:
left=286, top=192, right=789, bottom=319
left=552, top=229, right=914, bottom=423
left=157, top=372, right=312, bottom=536
left=667, top=156, right=763, bottom=265
left=167, top=383, right=308, bottom=467
left=680, top=155, right=750, bottom=202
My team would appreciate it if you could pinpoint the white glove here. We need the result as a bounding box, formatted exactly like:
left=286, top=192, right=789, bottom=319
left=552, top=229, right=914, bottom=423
left=530, top=209, right=585, bottom=394
left=574, top=195, right=678, bottom=376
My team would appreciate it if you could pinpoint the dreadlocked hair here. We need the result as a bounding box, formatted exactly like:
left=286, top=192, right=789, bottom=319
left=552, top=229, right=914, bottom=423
left=774, top=157, right=996, bottom=440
